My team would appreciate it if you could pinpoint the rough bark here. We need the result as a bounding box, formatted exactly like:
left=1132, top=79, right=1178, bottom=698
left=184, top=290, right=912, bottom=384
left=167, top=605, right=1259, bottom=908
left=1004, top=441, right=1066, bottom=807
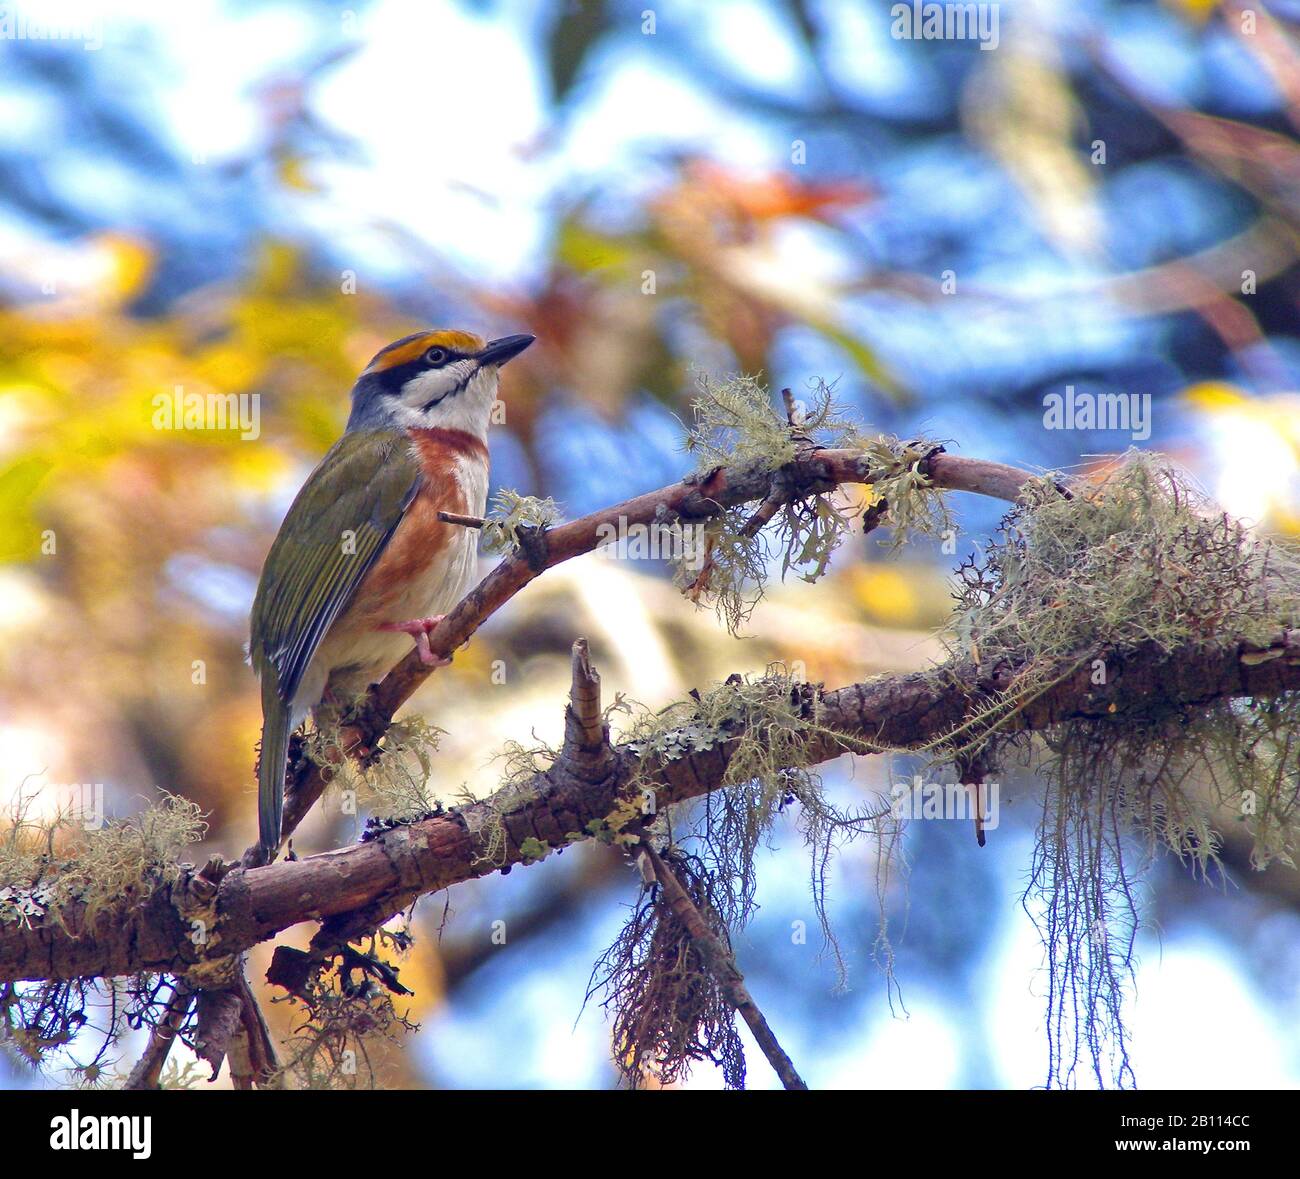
left=3, top=630, right=1296, bottom=984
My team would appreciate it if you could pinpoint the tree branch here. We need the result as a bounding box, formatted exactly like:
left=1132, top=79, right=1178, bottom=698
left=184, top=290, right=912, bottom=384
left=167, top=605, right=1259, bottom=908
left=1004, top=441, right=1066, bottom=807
left=123, top=981, right=194, bottom=1090
left=5, top=629, right=1297, bottom=983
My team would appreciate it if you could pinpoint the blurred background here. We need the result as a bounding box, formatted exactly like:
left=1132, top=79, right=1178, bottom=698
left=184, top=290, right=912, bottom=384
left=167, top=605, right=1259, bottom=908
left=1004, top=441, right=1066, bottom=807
left=1, top=0, right=1299, bottom=1088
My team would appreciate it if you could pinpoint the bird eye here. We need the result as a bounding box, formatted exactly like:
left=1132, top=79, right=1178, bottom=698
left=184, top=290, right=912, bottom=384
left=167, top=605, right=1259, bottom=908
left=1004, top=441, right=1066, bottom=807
left=424, top=347, right=449, bottom=366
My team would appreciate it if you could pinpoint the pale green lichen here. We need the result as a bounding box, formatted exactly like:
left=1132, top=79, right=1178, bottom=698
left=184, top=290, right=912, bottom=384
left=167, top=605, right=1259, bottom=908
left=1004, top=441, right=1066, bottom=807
left=517, top=837, right=550, bottom=864
left=950, top=454, right=1299, bottom=672
left=856, top=434, right=955, bottom=551
left=683, top=372, right=864, bottom=472
left=305, top=712, right=445, bottom=826
left=0, top=795, right=207, bottom=1075
left=465, top=742, right=555, bottom=869
left=0, top=792, right=205, bottom=930
left=358, top=717, right=444, bottom=821
left=593, top=451, right=1300, bottom=1089
left=674, top=373, right=950, bottom=633
left=620, top=666, right=894, bottom=980
left=480, top=489, right=561, bottom=556
left=940, top=451, right=1300, bottom=1087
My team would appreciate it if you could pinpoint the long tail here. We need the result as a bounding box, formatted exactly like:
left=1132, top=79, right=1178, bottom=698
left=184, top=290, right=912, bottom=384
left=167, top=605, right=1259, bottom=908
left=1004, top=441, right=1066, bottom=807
left=258, top=675, right=291, bottom=863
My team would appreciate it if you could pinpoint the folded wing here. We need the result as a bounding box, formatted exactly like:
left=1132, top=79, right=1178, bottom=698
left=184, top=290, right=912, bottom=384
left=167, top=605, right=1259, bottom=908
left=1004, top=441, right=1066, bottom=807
left=250, top=428, right=422, bottom=706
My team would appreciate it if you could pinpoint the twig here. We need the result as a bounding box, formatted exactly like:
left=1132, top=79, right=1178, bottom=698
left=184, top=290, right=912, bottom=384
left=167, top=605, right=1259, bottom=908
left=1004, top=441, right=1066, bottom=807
left=438, top=511, right=485, bottom=528
left=956, top=750, right=992, bottom=848
left=640, top=842, right=808, bottom=1090
left=740, top=492, right=786, bottom=539
left=739, top=389, right=820, bottom=539
left=228, top=971, right=280, bottom=1089
left=565, top=639, right=608, bottom=757
left=559, top=637, right=617, bottom=787
left=123, top=980, right=194, bottom=1090
left=781, top=386, right=815, bottom=445
left=193, top=987, right=243, bottom=1083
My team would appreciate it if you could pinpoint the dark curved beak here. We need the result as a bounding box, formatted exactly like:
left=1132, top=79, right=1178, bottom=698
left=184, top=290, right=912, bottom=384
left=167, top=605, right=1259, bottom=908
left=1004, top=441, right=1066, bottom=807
left=478, top=333, right=535, bottom=367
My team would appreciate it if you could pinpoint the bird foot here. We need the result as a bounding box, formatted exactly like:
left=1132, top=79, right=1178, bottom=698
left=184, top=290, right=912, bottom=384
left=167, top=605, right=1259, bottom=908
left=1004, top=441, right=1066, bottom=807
left=378, top=615, right=452, bottom=666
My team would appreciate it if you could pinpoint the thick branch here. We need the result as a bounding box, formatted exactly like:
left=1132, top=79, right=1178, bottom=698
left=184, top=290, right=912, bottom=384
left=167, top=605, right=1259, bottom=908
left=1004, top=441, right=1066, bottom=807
left=5, top=630, right=1298, bottom=984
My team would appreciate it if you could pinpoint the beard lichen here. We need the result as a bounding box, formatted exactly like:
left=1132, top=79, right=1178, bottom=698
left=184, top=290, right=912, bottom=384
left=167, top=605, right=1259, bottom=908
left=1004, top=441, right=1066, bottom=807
left=676, top=373, right=951, bottom=633
left=945, top=453, right=1300, bottom=862
left=0, top=791, right=205, bottom=932
left=597, top=449, right=1299, bottom=1089
left=950, top=455, right=1297, bottom=673
left=584, top=668, right=898, bottom=1087
left=939, top=452, right=1300, bottom=1087
left=0, top=795, right=206, bottom=1078
left=304, top=711, right=445, bottom=827
left=620, top=667, right=894, bottom=985
left=587, top=846, right=747, bottom=1090
left=273, top=928, right=420, bottom=1090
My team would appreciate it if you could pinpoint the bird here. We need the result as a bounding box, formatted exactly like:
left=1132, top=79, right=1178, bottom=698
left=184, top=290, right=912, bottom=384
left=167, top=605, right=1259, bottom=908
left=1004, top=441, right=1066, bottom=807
left=248, top=328, right=535, bottom=864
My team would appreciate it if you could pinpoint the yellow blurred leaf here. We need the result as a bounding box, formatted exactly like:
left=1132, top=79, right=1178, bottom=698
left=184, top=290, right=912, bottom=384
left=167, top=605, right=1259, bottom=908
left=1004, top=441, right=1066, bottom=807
left=228, top=445, right=293, bottom=491
left=277, top=154, right=319, bottom=193
left=848, top=566, right=920, bottom=626
left=1182, top=380, right=1249, bottom=410
left=556, top=220, right=634, bottom=274
left=1162, top=0, right=1221, bottom=25
left=0, top=455, right=53, bottom=561
left=97, top=232, right=154, bottom=302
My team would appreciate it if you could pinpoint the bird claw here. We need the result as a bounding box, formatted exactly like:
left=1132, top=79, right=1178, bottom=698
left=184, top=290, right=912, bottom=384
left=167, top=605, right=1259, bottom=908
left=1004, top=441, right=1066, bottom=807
left=378, top=615, right=452, bottom=667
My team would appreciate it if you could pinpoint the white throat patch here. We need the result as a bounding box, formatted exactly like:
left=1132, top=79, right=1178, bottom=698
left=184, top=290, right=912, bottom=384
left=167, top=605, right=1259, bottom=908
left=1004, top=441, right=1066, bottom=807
left=393, top=364, right=499, bottom=436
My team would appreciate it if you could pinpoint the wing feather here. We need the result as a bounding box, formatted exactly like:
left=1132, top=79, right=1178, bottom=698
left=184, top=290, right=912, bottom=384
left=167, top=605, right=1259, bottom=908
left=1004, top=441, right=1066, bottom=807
left=250, top=429, right=421, bottom=702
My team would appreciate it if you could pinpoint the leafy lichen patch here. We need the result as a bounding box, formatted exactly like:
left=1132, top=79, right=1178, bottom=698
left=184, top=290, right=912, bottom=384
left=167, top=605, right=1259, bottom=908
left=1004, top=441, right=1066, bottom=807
left=480, top=489, right=561, bottom=556
left=675, top=373, right=950, bottom=632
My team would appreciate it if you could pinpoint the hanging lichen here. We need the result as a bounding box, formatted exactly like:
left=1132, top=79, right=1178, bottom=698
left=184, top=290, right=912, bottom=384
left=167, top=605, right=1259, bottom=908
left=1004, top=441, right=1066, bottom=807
left=588, top=847, right=747, bottom=1090
left=588, top=449, right=1300, bottom=1089
left=273, top=928, right=419, bottom=1090
left=674, top=373, right=950, bottom=633
left=939, top=452, right=1300, bottom=1087
left=620, top=667, right=895, bottom=980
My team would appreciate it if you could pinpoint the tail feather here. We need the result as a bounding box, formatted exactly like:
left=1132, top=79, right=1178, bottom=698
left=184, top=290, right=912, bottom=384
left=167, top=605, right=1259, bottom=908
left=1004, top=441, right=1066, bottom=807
left=258, top=675, right=291, bottom=863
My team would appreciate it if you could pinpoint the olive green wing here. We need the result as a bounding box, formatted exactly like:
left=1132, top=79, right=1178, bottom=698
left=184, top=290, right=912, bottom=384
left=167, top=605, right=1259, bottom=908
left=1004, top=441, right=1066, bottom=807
left=250, top=428, right=422, bottom=704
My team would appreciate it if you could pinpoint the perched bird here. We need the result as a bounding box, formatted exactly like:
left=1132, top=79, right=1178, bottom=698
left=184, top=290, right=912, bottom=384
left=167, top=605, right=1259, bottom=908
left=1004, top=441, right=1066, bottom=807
left=249, top=329, right=535, bottom=864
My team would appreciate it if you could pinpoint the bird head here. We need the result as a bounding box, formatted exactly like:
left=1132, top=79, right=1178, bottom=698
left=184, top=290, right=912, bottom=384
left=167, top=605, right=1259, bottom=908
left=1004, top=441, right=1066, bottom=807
left=346, top=329, right=534, bottom=435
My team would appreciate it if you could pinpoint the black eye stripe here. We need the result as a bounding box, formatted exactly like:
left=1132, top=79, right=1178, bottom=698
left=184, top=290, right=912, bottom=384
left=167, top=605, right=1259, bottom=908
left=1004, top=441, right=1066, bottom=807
left=377, top=352, right=466, bottom=394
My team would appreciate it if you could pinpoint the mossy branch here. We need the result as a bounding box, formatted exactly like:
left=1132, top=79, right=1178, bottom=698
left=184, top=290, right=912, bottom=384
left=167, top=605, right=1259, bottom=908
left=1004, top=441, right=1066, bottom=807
left=10, top=383, right=1297, bottom=1091
left=4, top=629, right=1297, bottom=986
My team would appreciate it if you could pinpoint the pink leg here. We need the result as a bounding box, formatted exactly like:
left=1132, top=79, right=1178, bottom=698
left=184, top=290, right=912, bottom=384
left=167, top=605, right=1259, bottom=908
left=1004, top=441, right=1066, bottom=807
left=378, top=614, right=452, bottom=667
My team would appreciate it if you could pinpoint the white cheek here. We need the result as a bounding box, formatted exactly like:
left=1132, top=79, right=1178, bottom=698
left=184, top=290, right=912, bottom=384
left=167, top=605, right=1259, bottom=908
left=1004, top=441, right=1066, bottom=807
left=399, top=365, right=465, bottom=409
left=401, top=367, right=499, bottom=435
